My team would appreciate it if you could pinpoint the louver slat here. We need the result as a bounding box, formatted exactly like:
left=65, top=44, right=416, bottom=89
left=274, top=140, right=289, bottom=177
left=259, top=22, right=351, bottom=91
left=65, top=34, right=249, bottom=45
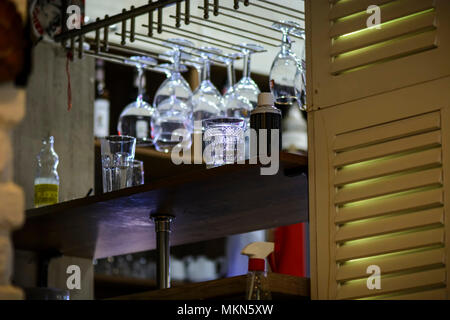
left=331, top=10, right=436, bottom=56
left=387, top=288, right=447, bottom=300
left=333, top=130, right=441, bottom=167
left=334, top=167, right=442, bottom=205
left=336, top=247, right=445, bottom=281
left=333, top=111, right=440, bottom=152
left=336, top=187, right=443, bottom=224
left=330, top=0, right=435, bottom=38
left=335, top=228, right=444, bottom=262
left=329, top=0, right=395, bottom=21
left=335, top=207, right=443, bottom=242
left=335, top=148, right=442, bottom=186
left=331, top=29, right=437, bottom=75
left=337, top=268, right=446, bottom=300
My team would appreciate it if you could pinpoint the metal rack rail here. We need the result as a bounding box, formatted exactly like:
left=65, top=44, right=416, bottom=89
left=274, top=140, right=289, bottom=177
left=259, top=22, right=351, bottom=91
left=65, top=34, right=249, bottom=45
left=58, top=0, right=303, bottom=63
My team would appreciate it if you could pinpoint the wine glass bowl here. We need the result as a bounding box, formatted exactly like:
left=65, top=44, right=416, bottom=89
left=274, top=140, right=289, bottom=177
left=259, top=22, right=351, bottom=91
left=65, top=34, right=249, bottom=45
left=191, top=46, right=225, bottom=129
left=152, top=39, right=194, bottom=153
left=216, top=53, right=253, bottom=122
left=233, top=43, right=265, bottom=110
left=117, top=56, right=157, bottom=146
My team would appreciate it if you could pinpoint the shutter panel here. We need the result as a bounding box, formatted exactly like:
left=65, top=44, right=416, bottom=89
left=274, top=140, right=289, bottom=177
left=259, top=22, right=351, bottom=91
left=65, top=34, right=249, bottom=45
left=307, top=76, right=450, bottom=299
left=307, top=0, right=450, bottom=109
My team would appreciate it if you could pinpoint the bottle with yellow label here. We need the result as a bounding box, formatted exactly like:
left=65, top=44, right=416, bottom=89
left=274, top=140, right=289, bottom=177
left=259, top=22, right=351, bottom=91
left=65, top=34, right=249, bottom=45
left=34, top=136, right=59, bottom=208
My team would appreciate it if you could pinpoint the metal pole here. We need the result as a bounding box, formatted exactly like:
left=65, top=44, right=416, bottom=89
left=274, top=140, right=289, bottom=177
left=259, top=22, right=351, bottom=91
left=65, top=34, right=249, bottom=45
left=151, top=214, right=174, bottom=289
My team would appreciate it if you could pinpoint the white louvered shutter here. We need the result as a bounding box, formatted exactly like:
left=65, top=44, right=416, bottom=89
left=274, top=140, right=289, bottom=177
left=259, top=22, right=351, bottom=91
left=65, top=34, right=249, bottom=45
left=307, top=75, right=450, bottom=299
left=307, top=0, right=450, bottom=109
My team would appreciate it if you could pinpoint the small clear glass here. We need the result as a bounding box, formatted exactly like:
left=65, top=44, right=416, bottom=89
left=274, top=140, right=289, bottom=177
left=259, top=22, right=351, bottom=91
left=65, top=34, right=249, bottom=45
left=129, top=159, right=144, bottom=186
left=203, top=117, right=246, bottom=169
left=101, top=135, right=136, bottom=193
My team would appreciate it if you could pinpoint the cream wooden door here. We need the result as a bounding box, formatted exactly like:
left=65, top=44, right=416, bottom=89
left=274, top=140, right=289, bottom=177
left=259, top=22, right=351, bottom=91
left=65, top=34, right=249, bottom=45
left=308, top=75, right=450, bottom=300
left=306, top=0, right=450, bottom=299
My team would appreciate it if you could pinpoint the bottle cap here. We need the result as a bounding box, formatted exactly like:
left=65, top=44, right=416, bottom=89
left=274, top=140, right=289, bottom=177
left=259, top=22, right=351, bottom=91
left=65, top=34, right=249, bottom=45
left=248, top=258, right=265, bottom=271
left=257, top=92, right=274, bottom=107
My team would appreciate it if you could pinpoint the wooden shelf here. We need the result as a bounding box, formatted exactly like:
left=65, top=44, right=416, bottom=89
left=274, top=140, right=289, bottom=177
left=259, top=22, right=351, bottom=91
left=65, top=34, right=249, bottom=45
left=109, top=273, right=310, bottom=300
left=94, top=274, right=185, bottom=300
left=13, top=152, right=308, bottom=259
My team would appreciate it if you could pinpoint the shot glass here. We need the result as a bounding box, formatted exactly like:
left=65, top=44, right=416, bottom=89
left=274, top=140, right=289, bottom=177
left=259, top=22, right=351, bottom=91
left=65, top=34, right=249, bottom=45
left=129, top=159, right=145, bottom=186
left=203, top=117, right=246, bottom=169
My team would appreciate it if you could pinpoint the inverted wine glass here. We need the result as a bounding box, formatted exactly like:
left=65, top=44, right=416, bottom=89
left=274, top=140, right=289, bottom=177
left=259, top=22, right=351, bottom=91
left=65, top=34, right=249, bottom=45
left=152, top=39, right=194, bottom=153
left=233, top=43, right=265, bottom=109
left=217, top=53, right=253, bottom=122
left=269, top=20, right=305, bottom=107
left=191, top=46, right=224, bottom=131
left=117, top=56, right=157, bottom=146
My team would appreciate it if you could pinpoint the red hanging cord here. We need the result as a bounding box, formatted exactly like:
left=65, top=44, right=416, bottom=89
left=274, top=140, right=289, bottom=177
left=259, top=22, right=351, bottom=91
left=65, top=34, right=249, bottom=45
left=66, top=51, right=73, bottom=111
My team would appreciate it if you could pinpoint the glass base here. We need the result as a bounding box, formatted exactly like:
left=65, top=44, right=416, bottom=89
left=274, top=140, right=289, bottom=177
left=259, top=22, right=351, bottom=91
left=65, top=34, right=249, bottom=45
left=154, top=140, right=192, bottom=153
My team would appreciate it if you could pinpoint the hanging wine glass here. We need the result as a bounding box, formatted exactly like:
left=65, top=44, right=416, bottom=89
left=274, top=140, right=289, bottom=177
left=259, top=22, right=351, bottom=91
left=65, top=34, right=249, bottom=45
left=153, top=40, right=193, bottom=108
left=216, top=53, right=253, bottom=122
left=117, top=56, right=157, bottom=146
left=233, top=43, right=265, bottom=109
left=191, top=46, right=224, bottom=130
left=296, top=35, right=307, bottom=110
left=152, top=39, right=193, bottom=153
left=269, top=20, right=305, bottom=107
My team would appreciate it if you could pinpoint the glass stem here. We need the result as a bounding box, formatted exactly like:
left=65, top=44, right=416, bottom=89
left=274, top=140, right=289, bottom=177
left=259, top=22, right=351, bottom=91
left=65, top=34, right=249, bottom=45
left=243, top=51, right=251, bottom=79
left=196, top=66, right=203, bottom=85
left=137, top=67, right=144, bottom=105
left=226, top=59, right=236, bottom=89
left=281, top=31, right=291, bottom=55
left=202, top=58, right=211, bottom=82
left=173, top=48, right=181, bottom=73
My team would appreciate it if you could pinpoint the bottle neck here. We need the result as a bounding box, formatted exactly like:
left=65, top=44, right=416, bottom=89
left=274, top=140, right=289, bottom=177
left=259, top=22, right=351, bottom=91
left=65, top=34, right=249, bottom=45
left=96, top=65, right=107, bottom=98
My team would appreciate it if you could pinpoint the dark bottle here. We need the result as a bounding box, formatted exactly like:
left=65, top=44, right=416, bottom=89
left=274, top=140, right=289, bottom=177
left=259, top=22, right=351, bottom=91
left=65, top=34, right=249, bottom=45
left=250, top=93, right=282, bottom=159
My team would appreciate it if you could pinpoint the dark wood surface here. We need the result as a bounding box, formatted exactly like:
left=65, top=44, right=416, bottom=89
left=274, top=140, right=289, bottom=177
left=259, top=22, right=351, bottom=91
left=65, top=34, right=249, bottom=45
left=109, top=273, right=310, bottom=300
left=13, top=152, right=308, bottom=259
left=94, top=274, right=185, bottom=300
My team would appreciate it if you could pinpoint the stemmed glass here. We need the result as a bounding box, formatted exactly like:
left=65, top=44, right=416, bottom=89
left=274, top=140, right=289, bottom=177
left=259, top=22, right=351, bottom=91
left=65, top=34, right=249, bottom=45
left=269, top=20, right=305, bottom=107
left=151, top=39, right=194, bottom=153
left=217, top=53, right=253, bottom=122
left=233, top=43, right=265, bottom=109
left=191, top=47, right=224, bottom=130
left=153, top=40, right=193, bottom=107
left=117, top=56, right=157, bottom=146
